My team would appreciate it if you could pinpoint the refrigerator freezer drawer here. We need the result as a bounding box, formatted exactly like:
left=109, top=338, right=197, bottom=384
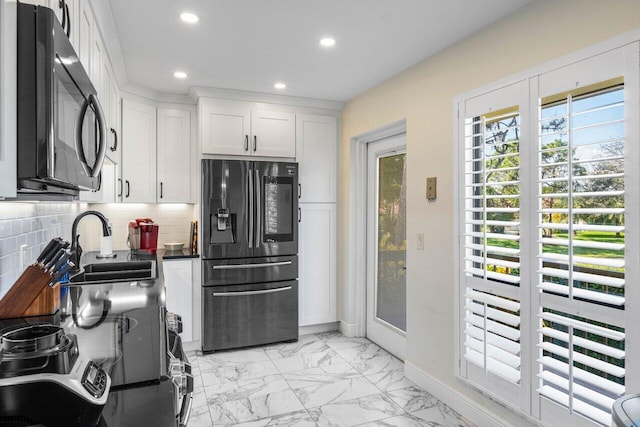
left=202, top=256, right=298, bottom=286
left=201, top=280, right=298, bottom=352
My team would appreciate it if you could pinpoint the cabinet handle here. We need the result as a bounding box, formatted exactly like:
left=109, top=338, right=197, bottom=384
left=118, top=178, right=123, bottom=197
left=244, top=135, right=249, bottom=152
left=298, top=183, right=301, bottom=199
left=160, top=182, right=163, bottom=199
left=253, top=135, right=257, bottom=152
left=64, top=2, right=70, bottom=38
left=213, top=286, right=292, bottom=297
left=110, top=128, right=118, bottom=152
left=59, top=0, right=66, bottom=29
left=298, top=207, right=301, bottom=223
left=125, top=180, right=130, bottom=198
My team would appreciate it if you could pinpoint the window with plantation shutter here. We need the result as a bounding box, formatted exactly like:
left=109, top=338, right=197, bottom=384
left=458, top=81, right=530, bottom=410
left=456, top=43, right=640, bottom=427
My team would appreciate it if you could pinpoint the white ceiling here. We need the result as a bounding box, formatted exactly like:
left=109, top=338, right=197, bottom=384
left=106, top=0, right=531, bottom=102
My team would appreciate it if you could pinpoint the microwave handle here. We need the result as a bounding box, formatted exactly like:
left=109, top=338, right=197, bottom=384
left=74, top=94, right=107, bottom=178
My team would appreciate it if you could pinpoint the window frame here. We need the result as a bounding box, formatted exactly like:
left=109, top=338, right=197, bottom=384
left=454, top=40, right=640, bottom=426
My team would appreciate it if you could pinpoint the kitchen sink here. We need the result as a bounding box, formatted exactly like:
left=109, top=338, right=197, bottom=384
left=69, top=261, right=154, bottom=283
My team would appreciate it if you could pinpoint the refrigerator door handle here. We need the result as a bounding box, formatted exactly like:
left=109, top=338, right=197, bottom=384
left=255, top=169, right=261, bottom=248
left=213, top=286, right=292, bottom=297
left=248, top=166, right=254, bottom=249
left=212, top=261, right=293, bottom=270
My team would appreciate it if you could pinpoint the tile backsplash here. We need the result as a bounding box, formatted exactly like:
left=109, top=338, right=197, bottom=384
left=0, top=202, right=84, bottom=298
left=80, top=203, right=198, bottom=252
left=0, top=202, right=198, bottom=299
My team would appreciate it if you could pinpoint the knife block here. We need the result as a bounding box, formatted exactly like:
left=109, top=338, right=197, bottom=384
left=0, top=265, right=60, bottom=319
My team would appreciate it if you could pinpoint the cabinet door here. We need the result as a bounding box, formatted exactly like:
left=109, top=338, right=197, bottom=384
left=298, top=203, right=337, bottom=326
left=107, top=70, right=121, bottom=166
left=164, top=260, right=193, bottom=342
left=251, top=110, right=295, bottom=158
left=77, top=1, right=93, bottom=76
left=296, top=114, right=338, bottom=203
left=122, top=99, right=156, bottom=202
left=157, top=108, right=191, bottom=203
left=200, top=99, right=250, bottom=156
left=0, top=0, right=17, bottom=198
left=66, top=0, right=80, bottom=52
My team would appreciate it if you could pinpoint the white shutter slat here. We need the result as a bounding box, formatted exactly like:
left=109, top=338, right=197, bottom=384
left=465, top=255, right=520, bottom=269
left=538, top=252, right=625, bottom=268
left=540, top=208, right=625, bottom=215
left=465, top=302, right=520, bottom=327
left=538, top=282, right=625, bottom=306
left=539, top=312, right=624, bottom=340
left=538, top=371, right=616, bottom=410
left=464, top=268, right=521, bottom=284
left=465, top=314, right=520, bottom=342
left=539, top=342, right=625, bottom=378
left=464, top=336, right=521, bottom=368
left=539, top=356, right=625, bottom=396
left=539, top=327, right=625, bottom=359
left=538, top=190, right=624, bottom=198
left=465, top=349, right=521, bottom=384
left=539, top=267, right=625, bottom=288
left=539, top=238, right=625, bottom=251
left=538, top=385, right=612, bottom=427
left=539, top=223, right=625, bottom=233
left=465, top=325, right=521, bottom=355
left=464, top=289, right=521, bottom=312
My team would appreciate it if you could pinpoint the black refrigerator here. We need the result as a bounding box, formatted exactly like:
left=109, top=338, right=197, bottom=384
left=201, top=159, right=299, bottom=352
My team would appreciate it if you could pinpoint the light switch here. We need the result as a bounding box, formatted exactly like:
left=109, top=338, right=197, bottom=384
left=417, top=233, right=424, bottom=250
left=426, top=177, right=437, bottom=201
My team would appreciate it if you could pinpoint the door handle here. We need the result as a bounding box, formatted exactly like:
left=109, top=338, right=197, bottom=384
left=298, top=208, right=301, bottom=223
left=253, top=135, right=257, bottom=152
left=244, top=135, right=249, bottom=152
left=64, top=1, right=70, bottom=38
left=212, top=261, right=292, bottom=270
left=255, top=169, right=261, bottom=247
left=212, top=286, right=292, bottom=297
left=59, top=1, right=66, bottom=30
left=125, top=180, right=130, bottom=198
left=118, top=178, right=123, bottom=198
left=110, top=128, right=118, bottom=152
left=160, top=182, right=163, bottom=199
left=74, top=93, right=107, bottom=178
left=248, top=167, right=253, bottom=249
left=298, top=183, right=301, bottom=199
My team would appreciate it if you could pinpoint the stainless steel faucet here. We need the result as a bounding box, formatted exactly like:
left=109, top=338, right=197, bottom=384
left=70, top=210, right=112, bottom=271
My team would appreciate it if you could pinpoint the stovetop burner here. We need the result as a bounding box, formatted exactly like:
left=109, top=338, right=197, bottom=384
left=0, top=324, right=79, bottom=379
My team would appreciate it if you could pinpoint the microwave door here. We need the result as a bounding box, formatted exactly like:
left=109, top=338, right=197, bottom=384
left=53, top=59, right=98, bottom=190
left=253, top=162, right=298, bottom=257
left=202, top=159, right=252, bottom=260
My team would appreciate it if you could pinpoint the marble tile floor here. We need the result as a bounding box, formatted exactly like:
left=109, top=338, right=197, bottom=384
left=186, top=332, right=473, bottom=427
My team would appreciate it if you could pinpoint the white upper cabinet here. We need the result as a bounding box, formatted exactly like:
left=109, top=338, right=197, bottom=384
left=121, top=99, right=157, bottom=203
left=199, top=98, right=295, bottom=158
left=296, top=114, right=338, bottom=203
left=77, top=0, right=93, bottom=76
left=199, top=99, right=250, bottom=156
left=157, top=108, right=192, bottom=203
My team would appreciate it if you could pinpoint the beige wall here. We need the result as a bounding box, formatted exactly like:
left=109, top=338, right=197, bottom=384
left=339, top=0, right=640, bottom=424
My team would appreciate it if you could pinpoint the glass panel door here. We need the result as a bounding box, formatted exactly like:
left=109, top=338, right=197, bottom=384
left=367, top=134, right=407, bottom=359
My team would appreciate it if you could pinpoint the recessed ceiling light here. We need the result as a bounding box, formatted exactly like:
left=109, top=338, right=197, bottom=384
left=174, top=71, right=188, bottom=79
left=274, top=82, right=286, bottom=90
left=319, top=37, right=336, bottom=47
left=180, top=12, right=199, bottom=24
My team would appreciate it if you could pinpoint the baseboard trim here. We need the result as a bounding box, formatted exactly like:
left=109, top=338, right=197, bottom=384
left=404, top=361, right=509, bottom=427
left=339, top=321, right=357, bottom=337
left=299, top=322, right=339, bottom=336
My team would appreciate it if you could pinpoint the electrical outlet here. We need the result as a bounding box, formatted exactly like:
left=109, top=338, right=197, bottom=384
left=19, top=244, right=28, bottom=270
left=417, top=233, right=424, bottom=250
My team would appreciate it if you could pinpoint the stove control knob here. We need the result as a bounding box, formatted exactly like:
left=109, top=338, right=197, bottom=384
left=169, top=357, right=193, bottom=396
left=166, top=312, right=183, bottom=334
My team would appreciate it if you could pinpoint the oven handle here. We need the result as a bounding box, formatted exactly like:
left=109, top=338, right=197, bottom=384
left=213, top=286, right=292, bottom=297
left=74, top=93, right=107, bottom=178
left=212, top=261, right=292, bottom=270
left=179, top=391, right=193, bottom=427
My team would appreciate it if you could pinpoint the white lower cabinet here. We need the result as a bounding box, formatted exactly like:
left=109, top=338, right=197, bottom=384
left=298, top=203, right=337, bottom=326
left=164, top=259, right=194, bottom=342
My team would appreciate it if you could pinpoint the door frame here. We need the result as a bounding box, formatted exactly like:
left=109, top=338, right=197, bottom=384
left=348, top=119, right=406, bottom=338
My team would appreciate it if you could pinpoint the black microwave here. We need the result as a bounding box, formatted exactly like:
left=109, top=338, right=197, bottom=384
left=17, top=2, right=106, bottom=196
